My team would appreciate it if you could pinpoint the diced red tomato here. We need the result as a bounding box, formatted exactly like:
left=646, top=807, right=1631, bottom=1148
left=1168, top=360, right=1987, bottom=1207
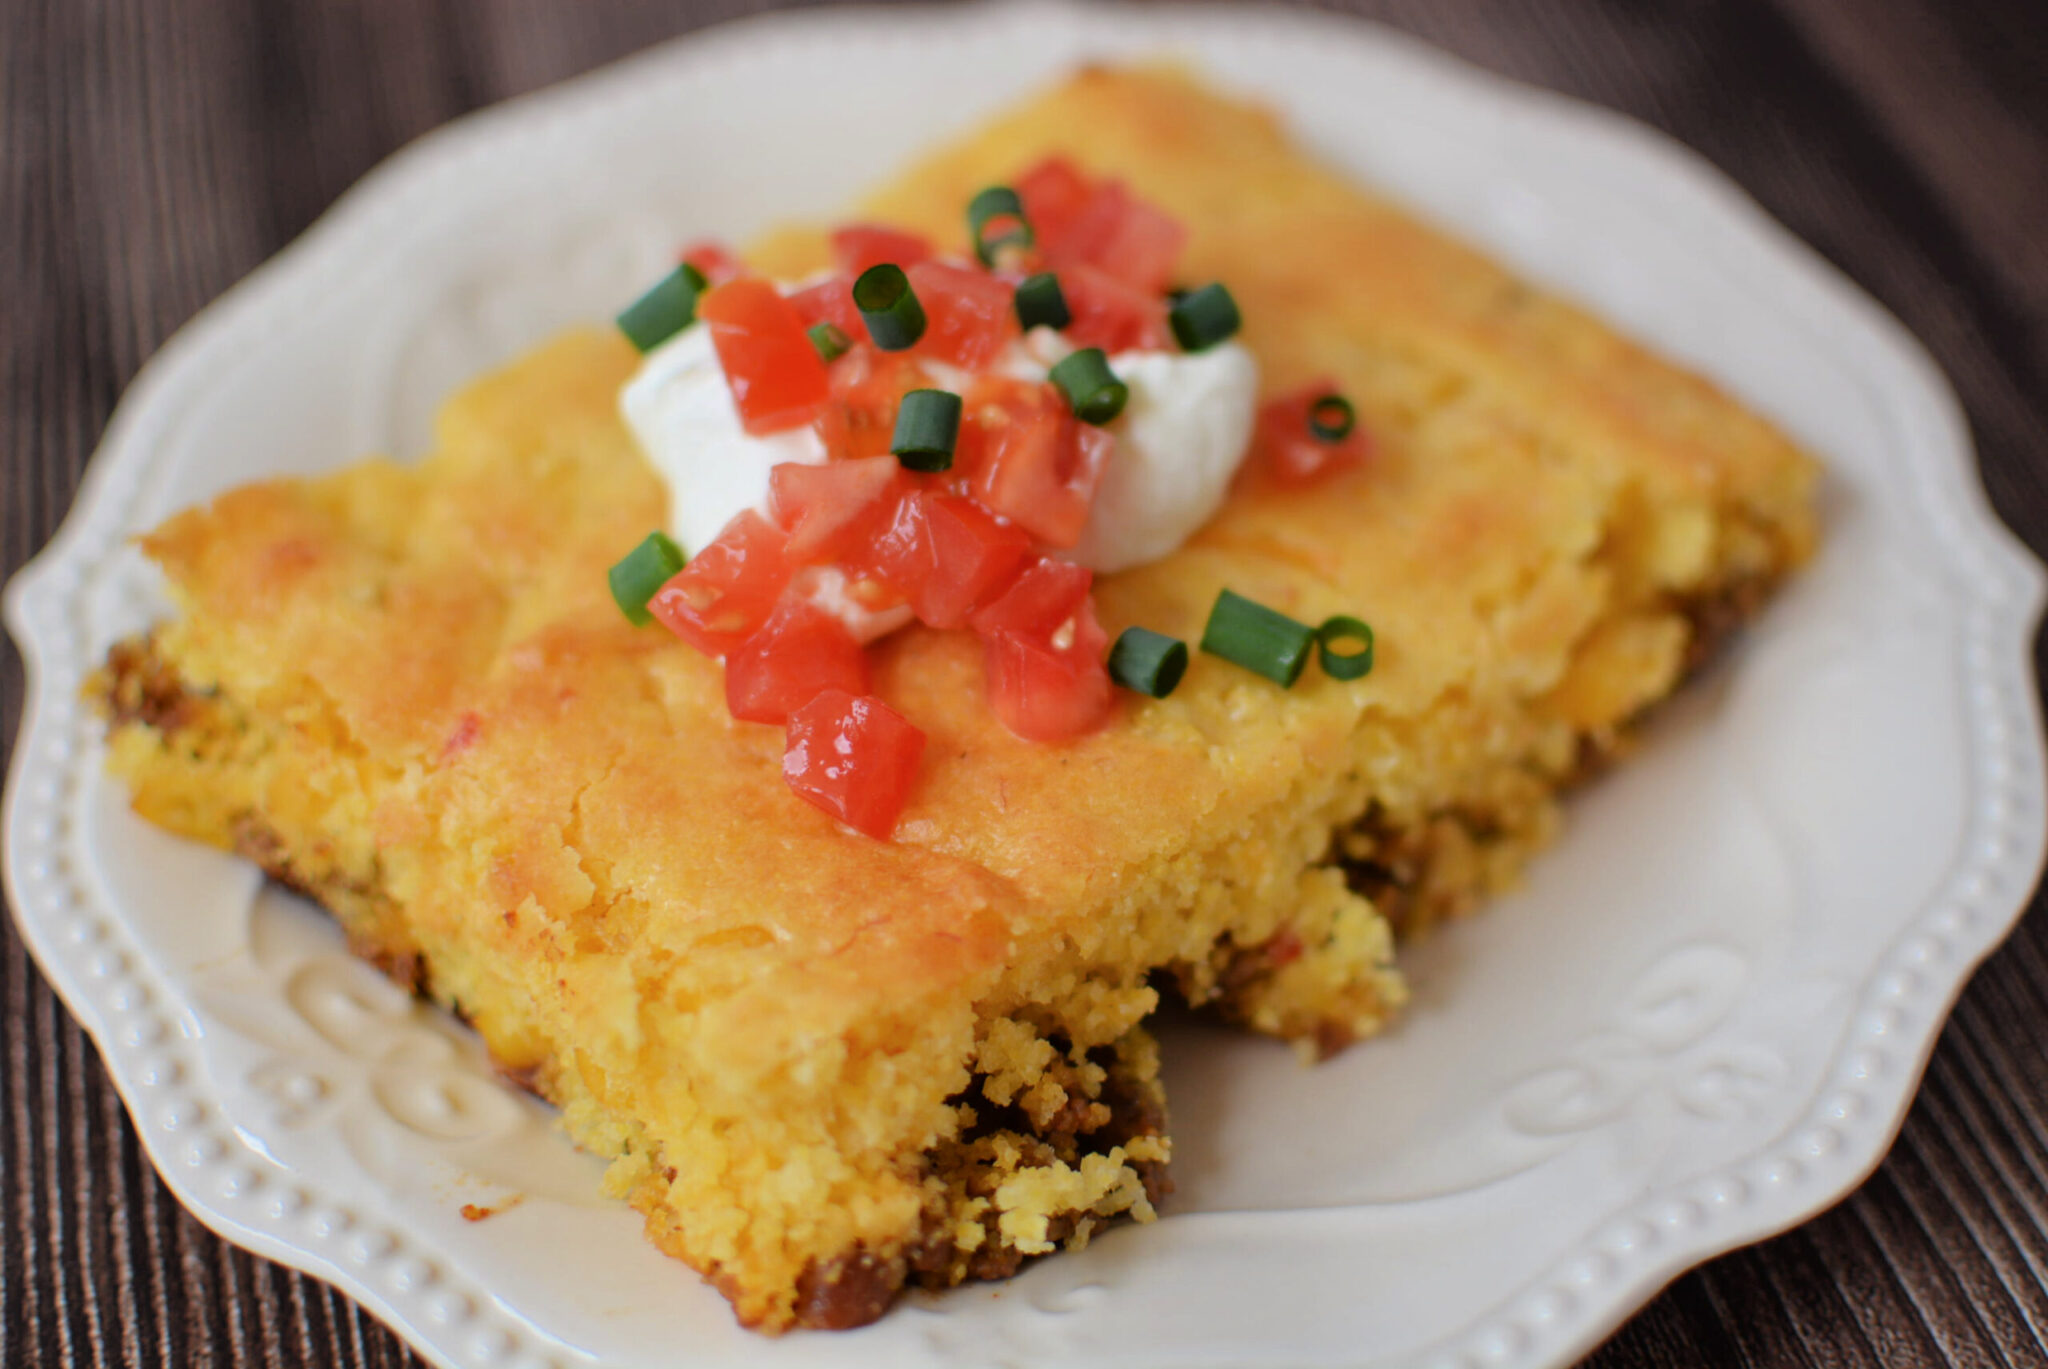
left=1251, top=381, right=1374, bottom=487
left=830, top=224, right=935, bottom=277
left=698, top=279, right=831, bottom=435
left=970, top=558, right=1112, bottom=742
left=1059, top=263, right=1172, bottom=353
left=1017, top=158, right=1187, bottom=294
left=959, top=377, right=1112, bottom=549
left=648, top=510, right=795, bottom=657
left=769, top=457, right=909, bottom=563
left=1015, top=157, right=1095, bottom=247
left=783, top=689, right=926, bottom=838
left=968, top=555, right=1093, bottom=640
left=724, top=598, right=869, bottom=724
left=1046, top=180, right=1186, bottom=294
left=785, top=274, right=862, bottom=339
left=907, top=261, right=1017, bottom=372
left=864, top=490, right=1034, bottom=630
left=815, top=348, right=932, bottom=461
left=681, top=239, right=746, bottom=285
left=982, top=624, right=1113, bottom=742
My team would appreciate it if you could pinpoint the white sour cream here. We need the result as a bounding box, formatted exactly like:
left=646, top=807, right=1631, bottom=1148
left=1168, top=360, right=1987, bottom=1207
left=618, top=315, right=1260, bottom=617
left=620, top=324, right=828, bottom=561
left=1064, top=342, right=1258, bottom=573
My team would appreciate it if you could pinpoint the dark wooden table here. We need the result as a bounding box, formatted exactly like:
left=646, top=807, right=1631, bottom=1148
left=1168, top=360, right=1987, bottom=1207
left=6, top=1, right=2047, bottom=1364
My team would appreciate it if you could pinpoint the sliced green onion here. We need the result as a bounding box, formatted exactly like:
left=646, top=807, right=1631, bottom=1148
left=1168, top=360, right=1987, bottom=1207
left=615, top=263, right=709, bottom=353
left=1309, top=394, right=1356, bottom=442
left=1108, top=627, right=1188, bottom=698
left=967, top=185, right=1034, bottom=267
left=1200, top=589, right=1315, bottom=687
left=1316, top=615, right=1376, bottom=680
left=1014, top=272, right=1072, bottom=331
left=807, top=321, right=851, bottom=363
left=1168, top=282, right=1242, bottom=353
left=1049, top=347, right=1129, bottom=425
left=891, top=389, right=962, bottom=472
left=608, top=531, right=687, bottom=626
left=853, top=263, right=927, bottom=351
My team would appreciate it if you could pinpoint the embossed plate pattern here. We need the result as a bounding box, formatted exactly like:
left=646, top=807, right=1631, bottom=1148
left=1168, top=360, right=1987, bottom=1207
left=6, top=4, right=2046, bottom=1367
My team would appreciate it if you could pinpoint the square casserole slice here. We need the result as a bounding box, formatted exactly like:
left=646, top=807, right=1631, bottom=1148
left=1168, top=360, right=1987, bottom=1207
left=95, top=67, right=1817, bottom=1330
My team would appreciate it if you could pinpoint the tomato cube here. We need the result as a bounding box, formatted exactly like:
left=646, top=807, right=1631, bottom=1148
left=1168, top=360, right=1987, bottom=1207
left=783, top=689, right=926, bottom=838
left=1015, top=157, right=1094, bottom=247
left=1059, top=263, right=1172, bottom=353
left=971, top=558, right=1113, bottom=742
left=982, top=621, right=1113, bottom=742
left=1251, top=382, right=1374, bottom=487
left=961, top=378, right=1112, bottom=549
left=907, top=261, right=1017, bottom=372
left=699, top=278, right=831, bottom=435
left=968, top=555, right=1094, bottom=640
left=648, top=510, right=795, bottom=657
left=865, top=491, right=1034, bottom=629
left=1049, top=180, right=1186, bottom=294
left=815, top=348, right=933, bottom=461
left=1019, top=158, right=1188, bottom=295
left=769, top=456, right=909, bottom=563
left=786, top=275, right=863, bottom=340
left=830, top=224, right=935, bottom=277
left=725, top=598, right=869, bottom=724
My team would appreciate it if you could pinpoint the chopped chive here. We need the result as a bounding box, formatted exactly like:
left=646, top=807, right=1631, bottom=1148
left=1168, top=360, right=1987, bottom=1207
left=807, top=321, right=851, bottom=362
left=608, top=531, right=687, bottom=626
left=1168, top=282, right=1242, bottom=353
left=615, top=263, right=709, bottom=353
left=1200, top=589, right=1315, bottom=687
left=1014, top=272, right=1072, bottom=331
left=1049, top=347, right=1129, bottom=425
left=1316, top=615, right=1375, bottom=680
left=891, top=389, right=962, bottom=472
left=853, top=263, right=927, bottom=351
left=1108, top=627, right=1188, bottom=698
left=967, top=185, right=1034, bottom=267
left=1309, top=394, right=1356, bottom=442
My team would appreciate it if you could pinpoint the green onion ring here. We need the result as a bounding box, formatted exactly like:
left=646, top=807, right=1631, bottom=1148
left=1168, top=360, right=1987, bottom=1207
left=1167, top=282, right=1242, bottom=353
left=967, top=185, right=1034, bottom=267
left=1014, top=272, right=1072, bottom=332
left=891, top=389, right=963, bottom=472
left=1049, top=347, right=1129, bottom=425
left=1199, top=589, right=1315, bottom=687
left=1315, top=614, right=1375, bottom=680
left=615, top=263, right=709, bottom=354
left=1107, top=627, right=1189, bottom=698
left=1308, top=394, right=1355, bottom=443
left=853, top=263, right=928, bottom=351
left=608, top=531, right=688, bottom=626
left=807, top=321, right=851, bottom=363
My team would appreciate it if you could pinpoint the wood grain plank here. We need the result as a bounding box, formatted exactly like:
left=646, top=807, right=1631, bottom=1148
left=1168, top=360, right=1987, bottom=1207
left=3, top=3, right=2045, bottom=1368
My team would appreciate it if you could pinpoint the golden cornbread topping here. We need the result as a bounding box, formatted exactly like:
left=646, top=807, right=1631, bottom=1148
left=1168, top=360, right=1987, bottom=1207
left=603, top=162, right=1378, bottom=837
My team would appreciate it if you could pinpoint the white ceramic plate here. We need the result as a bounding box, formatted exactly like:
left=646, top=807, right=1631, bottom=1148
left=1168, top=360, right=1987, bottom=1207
left=7, top=4, right=2045, bottom=1367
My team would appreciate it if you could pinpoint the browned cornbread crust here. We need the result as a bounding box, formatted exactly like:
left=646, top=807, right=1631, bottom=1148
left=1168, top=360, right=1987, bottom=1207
left=94, top=67, right=1817, bottom=1330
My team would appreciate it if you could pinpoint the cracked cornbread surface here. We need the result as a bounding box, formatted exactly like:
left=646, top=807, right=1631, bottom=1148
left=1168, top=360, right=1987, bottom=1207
left=94, top=66, right=1816, bottom=1330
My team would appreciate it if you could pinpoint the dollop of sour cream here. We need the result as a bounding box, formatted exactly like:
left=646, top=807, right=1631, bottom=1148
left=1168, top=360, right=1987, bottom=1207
left=619, top=309, right=1259, bottom=620
left=621, top=324, right=831, bottom=560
